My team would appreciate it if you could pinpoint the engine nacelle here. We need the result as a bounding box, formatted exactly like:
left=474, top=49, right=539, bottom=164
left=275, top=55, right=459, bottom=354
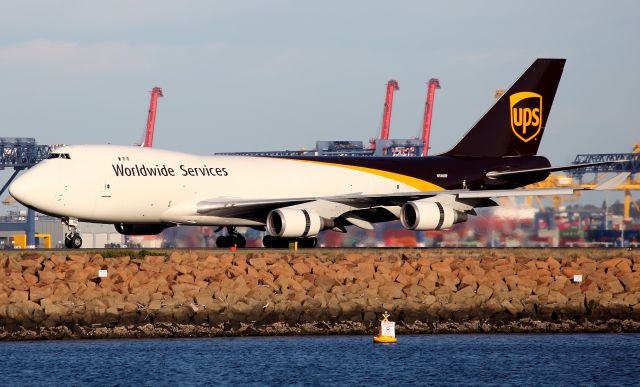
left=400, top=201, right=467, bottom=231
left=115, top=223, right=171, bottom=235
left=266, top=208, right=322, bottom=237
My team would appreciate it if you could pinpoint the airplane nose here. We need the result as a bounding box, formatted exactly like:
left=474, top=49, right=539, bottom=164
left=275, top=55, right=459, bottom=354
left=8, top=173, right=31, bottom=205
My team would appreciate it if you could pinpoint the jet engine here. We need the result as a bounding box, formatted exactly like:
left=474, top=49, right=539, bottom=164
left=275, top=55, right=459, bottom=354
left=114, top=223, right=171, bottom=235
left=266, top=208, right=322, bottom=237
left=400, top=201, right=468, bottom=231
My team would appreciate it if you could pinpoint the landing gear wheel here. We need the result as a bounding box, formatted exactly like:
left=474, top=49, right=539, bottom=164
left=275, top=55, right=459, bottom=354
left=262, top=235, right=274, bottom=248
left=62, top=218, right=81, bottom=249
left=65, top=233, right=82, bottom=249
left=216, top=227, right=247, bottom=248
left=216, top=234, right=247, bottom=248
left=234, top=235, right=247, bottom=248
left=263, top=235, right=304, bottom=248
left=216, top=235, right=230, bottom=248
left=298, top=237, right=317, bottom=248
left=70, top=234, right=82, bottom=249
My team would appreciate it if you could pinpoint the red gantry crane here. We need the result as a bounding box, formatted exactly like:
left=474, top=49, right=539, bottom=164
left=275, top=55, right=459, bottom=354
left=371, top=80, right=399, bottom=149
left=142, top=87, right=163, bottom=148
left=421, top=78, right=440, bottom=156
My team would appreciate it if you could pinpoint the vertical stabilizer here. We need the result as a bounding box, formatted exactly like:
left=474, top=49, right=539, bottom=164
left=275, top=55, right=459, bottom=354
left=441, top=58, right=565, bottom=158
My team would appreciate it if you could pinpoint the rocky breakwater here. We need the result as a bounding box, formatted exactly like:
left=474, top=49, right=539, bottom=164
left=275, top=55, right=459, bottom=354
left=1, top=249, right=640, bottom=340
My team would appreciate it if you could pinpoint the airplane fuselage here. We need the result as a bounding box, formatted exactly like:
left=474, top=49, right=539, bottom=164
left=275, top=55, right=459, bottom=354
left=11, top=144, right=551, bottom=226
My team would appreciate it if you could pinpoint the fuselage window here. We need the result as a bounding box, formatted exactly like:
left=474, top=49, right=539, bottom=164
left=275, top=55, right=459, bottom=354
left=47, top=153, right=70, bottom=159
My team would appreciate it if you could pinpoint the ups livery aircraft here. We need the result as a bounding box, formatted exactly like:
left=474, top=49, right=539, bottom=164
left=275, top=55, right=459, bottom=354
left=9, top=59, right=624, bottom=248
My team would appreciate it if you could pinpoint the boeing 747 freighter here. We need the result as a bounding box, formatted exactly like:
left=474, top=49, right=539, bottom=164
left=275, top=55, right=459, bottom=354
left=8, top=59, right=624, bottom=248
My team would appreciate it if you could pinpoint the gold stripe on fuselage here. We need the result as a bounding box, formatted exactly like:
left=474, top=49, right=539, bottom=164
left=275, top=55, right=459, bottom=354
left=284, top=158, right=444, bottom=191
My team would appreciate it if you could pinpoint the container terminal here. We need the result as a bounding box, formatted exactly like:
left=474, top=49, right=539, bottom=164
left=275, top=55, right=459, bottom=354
left=1, top=82, right=638, bottom=249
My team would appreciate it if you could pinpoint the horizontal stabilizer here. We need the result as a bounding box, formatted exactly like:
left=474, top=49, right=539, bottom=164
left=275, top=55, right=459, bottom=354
left=459, top=188, right=575, bottom=199
left=486, top=160, right=628, bottom=179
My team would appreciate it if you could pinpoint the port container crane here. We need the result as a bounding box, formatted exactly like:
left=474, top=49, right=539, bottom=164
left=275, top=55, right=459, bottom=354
left=571, top=146, right=640, bottom=220
left=370, top=80, right=399, bottom=149
left=421, top=78, right=440, bottom=156
left=142, top=87, right=163, bottom=148
left=0, top=138, right=52, bottom=247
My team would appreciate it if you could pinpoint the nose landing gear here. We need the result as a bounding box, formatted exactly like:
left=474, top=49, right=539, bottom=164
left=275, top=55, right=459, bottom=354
left=62, top=217, right=82, bottom=249
left=64, top=233, right=82, bottom=249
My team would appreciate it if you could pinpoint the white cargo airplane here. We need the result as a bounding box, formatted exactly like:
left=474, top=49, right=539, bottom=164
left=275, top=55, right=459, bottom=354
left=8, top=59, right=625, bottom=248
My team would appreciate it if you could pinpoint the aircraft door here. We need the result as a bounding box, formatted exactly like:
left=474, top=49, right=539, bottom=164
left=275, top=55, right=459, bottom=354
left=93, top=180, right=112, bottom=218
left=100, top=181, right=112, bottom=198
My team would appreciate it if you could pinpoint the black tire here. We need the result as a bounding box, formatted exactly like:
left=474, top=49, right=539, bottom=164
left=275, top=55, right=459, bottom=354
left=64, top=237, right=72, bottom=249
left=70, top=234, right=82, bottom=249
left=297, top=237, right=317, bottom=248
left=278, top=238, right=291, bottom=248
left=216, top=235, right=229, bottom=248
left=302, top=237, right=317, bottom=248
left=262, top=235, right=273, bottom=248
left=234, top=236, right=247, bottom=248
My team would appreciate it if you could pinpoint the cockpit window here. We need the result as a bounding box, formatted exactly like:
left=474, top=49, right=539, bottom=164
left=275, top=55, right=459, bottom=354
left=48, top=153, right=71, bottom=159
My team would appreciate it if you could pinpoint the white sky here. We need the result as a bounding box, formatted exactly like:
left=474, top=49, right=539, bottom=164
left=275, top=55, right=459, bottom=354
left=1, top=0, right=638, bottom=205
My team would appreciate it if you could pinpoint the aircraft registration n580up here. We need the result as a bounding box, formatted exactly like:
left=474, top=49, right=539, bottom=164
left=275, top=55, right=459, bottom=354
left=8, top=59, right=623, bottom=248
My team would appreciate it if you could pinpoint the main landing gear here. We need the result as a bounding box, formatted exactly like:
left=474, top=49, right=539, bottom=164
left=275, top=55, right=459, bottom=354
left=63, top=218, right=82, bottom=249
left=215, top=227, right=247, bottom=248
left=262, top=235, right=317, bottom=248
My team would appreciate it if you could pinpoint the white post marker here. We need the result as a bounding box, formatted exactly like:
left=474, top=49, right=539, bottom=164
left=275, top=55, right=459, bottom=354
left=98, top=269, right=108, bottom=278
left=373, top=311, right=398, bottom=343
left=573, top=274, right=583, bottom=283
left=381, top=320, right=395, bottom=337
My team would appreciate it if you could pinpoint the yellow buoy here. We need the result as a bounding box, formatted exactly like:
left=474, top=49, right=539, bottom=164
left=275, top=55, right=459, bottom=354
left=373, top=335, right=397, bottom=344
left=373, top=311, right=397, bottom=343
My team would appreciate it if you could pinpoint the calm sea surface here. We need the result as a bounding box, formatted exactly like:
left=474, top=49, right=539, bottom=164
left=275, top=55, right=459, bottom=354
left=0, top=334, right=639, bottom=386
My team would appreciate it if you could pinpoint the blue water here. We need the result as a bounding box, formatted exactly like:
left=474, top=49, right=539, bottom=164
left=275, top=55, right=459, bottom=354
left=0, top=334, right=639, bottom=386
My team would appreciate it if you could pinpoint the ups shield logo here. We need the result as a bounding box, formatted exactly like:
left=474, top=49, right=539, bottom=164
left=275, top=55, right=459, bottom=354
left=510, top=92, right=542, bottom=142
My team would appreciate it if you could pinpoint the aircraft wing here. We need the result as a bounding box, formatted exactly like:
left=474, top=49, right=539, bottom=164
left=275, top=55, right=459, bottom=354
left=194, top=172, right=625, bottom=221
left=195, top=187, right=575, bottom=218
left=196, top=198, right=317, bottom=219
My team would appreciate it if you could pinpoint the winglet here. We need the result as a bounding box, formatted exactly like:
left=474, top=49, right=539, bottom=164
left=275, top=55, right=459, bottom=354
left=593, top=172, right=630, bottom=191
